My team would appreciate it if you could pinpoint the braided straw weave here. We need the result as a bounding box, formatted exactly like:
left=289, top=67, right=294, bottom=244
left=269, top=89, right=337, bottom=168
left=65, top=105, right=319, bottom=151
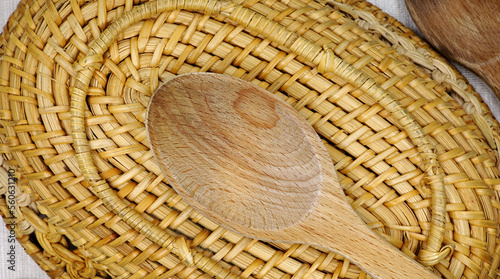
left=1, top=0, right=499, bottom=278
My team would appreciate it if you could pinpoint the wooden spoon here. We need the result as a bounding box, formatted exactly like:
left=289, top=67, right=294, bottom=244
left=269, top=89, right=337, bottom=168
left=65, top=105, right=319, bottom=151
left=405, top=0, right=500, bottom=99
left=146, top=73, right=438, bottom=279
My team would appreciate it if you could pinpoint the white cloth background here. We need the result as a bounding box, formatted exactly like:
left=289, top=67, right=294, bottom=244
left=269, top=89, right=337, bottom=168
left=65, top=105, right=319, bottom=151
left=0, top=0, right=499, bottom=278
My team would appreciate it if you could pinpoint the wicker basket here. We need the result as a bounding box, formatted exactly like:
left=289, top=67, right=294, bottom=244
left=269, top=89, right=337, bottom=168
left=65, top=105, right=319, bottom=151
left=1, top=0, right=499, bottom=278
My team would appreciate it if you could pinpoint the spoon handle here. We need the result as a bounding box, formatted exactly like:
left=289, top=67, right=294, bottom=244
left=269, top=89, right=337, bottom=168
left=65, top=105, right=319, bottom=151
left=326, top=226, right=438, bottom=278
left=300, top=182, right=440, bottom=279
left=307, top=217, right=439, bottom=278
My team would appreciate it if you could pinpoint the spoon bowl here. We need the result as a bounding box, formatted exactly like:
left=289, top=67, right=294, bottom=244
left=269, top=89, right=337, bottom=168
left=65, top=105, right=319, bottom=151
left=405, top=0, right=500, bottom=99
left=146, top=73, right=439, bottom=279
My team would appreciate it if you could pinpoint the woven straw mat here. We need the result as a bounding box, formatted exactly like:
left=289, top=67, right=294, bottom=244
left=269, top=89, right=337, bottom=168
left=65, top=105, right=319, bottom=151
left=1, top=0, right=500, bottom=278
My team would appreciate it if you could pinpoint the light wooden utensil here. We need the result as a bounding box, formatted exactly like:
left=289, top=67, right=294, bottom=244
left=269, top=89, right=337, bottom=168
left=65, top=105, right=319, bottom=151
left=146, top=73, right=439, bottom=279
left=405, top=0, right=500, bottom=100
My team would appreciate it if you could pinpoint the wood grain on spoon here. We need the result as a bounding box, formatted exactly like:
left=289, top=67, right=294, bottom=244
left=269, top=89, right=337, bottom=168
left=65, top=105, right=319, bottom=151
left=147, top=73, right=439, bottom=279
left=405, top=0, right=500, bottom=99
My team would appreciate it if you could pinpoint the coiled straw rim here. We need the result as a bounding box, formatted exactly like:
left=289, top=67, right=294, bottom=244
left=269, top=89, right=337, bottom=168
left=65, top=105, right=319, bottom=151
left=70, top=0, right=450, bottom=269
